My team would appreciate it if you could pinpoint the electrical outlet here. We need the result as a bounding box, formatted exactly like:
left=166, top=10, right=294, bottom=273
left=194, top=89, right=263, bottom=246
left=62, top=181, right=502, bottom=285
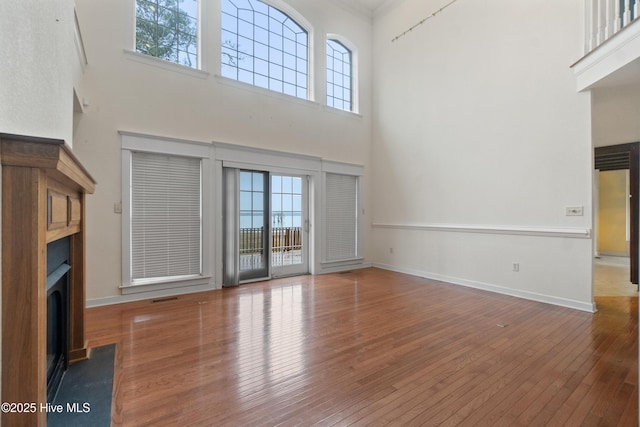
left=512, top=263, right=520, bottom=272
left=565, top=206, right=584, bottom=216
left=389, top=247, right=394, bottom=254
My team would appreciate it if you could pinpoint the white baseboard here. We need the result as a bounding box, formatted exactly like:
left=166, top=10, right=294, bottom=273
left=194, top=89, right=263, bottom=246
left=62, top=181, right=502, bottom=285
left=86, top=282, right=218, bottom=307
left=88, top=262, right=595, bottom=313
left=86, top=263, right=374, bottom=307
left=317, top=262, right=373, bottom=275
left=372, top=263, right=596, bottom=313
left=598, top=251, right=629, bottom=257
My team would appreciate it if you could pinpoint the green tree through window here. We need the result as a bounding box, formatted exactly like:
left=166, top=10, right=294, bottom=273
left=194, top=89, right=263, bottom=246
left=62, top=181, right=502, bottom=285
left=136, top=0, right=198, bottom=68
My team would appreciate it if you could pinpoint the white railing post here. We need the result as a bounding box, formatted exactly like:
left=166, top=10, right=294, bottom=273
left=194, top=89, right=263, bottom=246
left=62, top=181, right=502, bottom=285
left=583, top=0, right=638, bottom=54
left=597, top=0, right=605, bottom=45
left=605, top=0, right=613, bottom=38
left=587, top=0, right=598, bottom=51
left=585, top=0, right=592, bottom=52
left=584, top=0, right=595, bottom=54
left=623, top=0, right=632, bottom=26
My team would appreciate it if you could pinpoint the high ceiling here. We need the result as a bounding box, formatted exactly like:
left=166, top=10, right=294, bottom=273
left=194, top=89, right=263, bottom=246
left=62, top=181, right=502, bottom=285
left=353, top=0, right=390, bottom=10
left=348, top=0, right=399, bottom=15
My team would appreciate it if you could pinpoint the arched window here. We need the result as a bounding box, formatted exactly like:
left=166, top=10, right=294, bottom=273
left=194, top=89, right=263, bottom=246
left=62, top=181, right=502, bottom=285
left=326, top=39, right=352, bottom=111
left=136, top=0, right=199, bottom=68
left=221, top=0, right=309, bottom=99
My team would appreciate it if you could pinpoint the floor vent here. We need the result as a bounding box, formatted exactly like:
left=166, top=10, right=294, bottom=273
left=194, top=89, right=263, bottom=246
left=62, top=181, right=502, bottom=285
left=152, top=297, right=179, bottom=304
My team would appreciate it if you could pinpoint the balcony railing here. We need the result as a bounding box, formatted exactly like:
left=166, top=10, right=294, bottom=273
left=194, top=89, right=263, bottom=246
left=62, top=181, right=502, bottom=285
left=585, top=0, right=638, bottom=53
left=239, top=227, right=303, bottom=270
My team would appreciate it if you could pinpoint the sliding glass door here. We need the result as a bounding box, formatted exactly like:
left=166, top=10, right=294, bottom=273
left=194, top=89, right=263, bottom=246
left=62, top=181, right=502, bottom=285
left=271, top=174, right=308, bottom=277
left=239, top=170, right=269, bottom=281
left=224, top=169, right=308, bottom=285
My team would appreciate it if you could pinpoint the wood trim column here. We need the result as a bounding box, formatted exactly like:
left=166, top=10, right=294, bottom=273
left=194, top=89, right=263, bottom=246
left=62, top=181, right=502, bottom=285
left=69, top=198, right=88, bottom=363
left=1, top=166, right=48, bottom=426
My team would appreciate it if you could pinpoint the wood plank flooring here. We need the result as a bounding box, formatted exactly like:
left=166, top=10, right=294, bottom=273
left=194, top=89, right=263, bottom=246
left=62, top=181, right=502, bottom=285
left=85, top=268, right=638, bottom=426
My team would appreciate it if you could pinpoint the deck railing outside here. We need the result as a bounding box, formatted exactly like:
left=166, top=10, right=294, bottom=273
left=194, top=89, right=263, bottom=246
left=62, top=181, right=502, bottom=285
left=239, top=227, right=302, bottom=269
left=585, top=0, right=638, bottom=53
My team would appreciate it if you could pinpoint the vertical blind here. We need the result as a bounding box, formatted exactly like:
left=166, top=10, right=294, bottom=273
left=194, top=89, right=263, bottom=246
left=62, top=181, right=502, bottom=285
left=325, top=173, right=358, bottom=261
left=131, top=152, right=202, bottom=281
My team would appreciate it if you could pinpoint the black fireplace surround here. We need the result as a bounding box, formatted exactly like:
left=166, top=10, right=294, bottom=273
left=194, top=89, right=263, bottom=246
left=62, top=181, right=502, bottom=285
left=46, top=237, right=71, bottom=402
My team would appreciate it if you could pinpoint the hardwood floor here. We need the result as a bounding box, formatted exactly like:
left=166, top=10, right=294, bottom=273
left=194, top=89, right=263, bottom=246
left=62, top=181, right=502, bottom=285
left=85, top=268, right=638, bottom=426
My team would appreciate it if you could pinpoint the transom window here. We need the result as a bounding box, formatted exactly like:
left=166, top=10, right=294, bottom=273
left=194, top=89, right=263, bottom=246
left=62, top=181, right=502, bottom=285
left=221, top=0, right=309, bottom=99
left=326, top=39, right=352, bottom=111
left=136, top=0, right=199, bottom=68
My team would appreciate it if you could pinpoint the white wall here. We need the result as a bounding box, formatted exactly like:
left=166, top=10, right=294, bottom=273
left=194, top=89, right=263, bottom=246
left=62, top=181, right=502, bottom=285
left=72, top=0, right=373, bottom=302
left=592, top=86, right=640, bottom=147
left=370, top=0, right=594, bottom=310
left=0, top=0, right=77, bottom=144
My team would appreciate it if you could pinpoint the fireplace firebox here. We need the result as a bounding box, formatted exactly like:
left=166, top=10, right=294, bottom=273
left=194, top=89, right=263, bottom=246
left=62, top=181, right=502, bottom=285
left=46, top=237, right=71, bottom=402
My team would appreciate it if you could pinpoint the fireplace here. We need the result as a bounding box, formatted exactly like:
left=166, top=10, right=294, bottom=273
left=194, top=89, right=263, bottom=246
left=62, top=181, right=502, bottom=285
left=1, top=134, right=96, bottom=426
left=46, top=237, right=71, bottom=402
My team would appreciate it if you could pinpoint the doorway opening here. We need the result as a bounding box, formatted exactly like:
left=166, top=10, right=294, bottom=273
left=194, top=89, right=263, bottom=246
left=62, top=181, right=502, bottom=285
left=594, top=143, right=639, bottom=296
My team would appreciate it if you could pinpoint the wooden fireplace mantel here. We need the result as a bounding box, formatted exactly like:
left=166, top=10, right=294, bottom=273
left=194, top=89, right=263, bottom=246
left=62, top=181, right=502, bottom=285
left=1, top=134, right=96, bottom=427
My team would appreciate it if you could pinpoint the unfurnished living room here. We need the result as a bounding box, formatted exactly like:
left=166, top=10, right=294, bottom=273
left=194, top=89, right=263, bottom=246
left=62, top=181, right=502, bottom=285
left=1, top=0, right=639, bottom=425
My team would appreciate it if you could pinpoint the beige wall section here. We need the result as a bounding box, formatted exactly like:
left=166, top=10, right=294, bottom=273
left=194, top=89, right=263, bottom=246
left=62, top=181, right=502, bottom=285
left=370, top=0, right=594, bottom=309
left=592, top=86, right=640, bottom=148
left=72, top=0, right=373, bottom=301
left=0, top=0, right=77, bottom=144
left=598, top=170, right=629, bottom=255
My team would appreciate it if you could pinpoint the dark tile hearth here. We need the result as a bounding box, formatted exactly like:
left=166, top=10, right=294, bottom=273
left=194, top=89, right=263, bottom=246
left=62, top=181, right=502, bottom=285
left=48, top=344, right=115, bottom=427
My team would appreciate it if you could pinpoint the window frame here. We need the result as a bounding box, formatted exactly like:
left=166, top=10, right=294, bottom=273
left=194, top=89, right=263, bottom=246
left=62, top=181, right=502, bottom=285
left=133, top=0, right=202, bottom=69
left=325, top=38, right=353, bottom=112
left=219, top=0, right=314, bottom=100
left=121, top=132, right=213, bottom=294
left=320, top=161, right=364, bottom=267
left=325, top=34, right=358, bottom=114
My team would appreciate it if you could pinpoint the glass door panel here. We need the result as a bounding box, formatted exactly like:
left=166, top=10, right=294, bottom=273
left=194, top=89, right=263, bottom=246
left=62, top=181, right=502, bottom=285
left=239, top=170, right=269, bottom=281
left=271, top=174, right=308, bottom=277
